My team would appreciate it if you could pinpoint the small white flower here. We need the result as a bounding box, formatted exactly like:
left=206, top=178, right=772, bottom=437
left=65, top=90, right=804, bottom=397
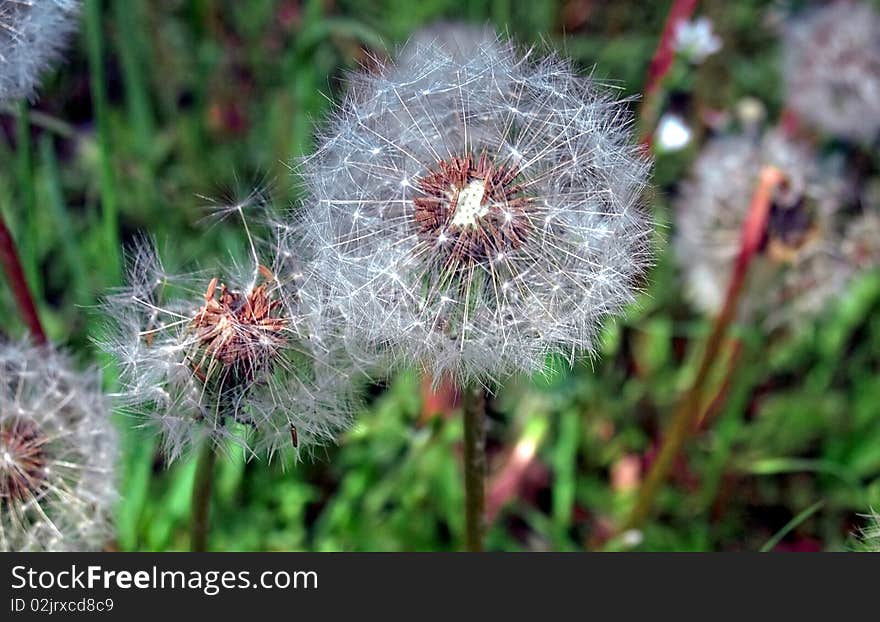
left=674, top=17, right=722, bottom=64
left=655, top=113, right=692, bottom=152
left=0, top=340, right=117, bottom=552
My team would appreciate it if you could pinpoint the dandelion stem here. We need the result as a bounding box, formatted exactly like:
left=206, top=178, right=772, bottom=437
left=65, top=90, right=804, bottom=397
left=0, top=212, right=47, bottom=344
left=84, top=0, right=121, bottom=281
left=639, top=0, right=699, bottom=147
left=462, top=385, right=487, bottom=552
left=190, top=443, right=217, bottom=552
left=622, top=166, right=784, bottom=531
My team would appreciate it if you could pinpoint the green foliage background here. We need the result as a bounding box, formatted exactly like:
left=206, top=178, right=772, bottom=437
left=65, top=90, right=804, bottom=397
left=1, top=0, right=878, bottom=551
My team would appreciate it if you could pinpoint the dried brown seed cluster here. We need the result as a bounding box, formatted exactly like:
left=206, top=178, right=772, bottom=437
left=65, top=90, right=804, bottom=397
left=763, top=188, right=821, bottom=264
left=190, top=267, right=288, bottom=385
left=414, top=154, right=532, bottom=269
left=0, top=418, right=46, bottom=504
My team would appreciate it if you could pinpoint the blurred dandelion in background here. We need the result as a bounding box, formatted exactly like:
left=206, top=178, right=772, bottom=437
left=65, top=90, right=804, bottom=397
left=0, top=0, right=81, bottom=102
left=782, top=0, right=880, bottom=143
left=0, top=341, right=117, bottom=552
left=674, top=126, right=879, bottom=329
left=97, top=200, right=366, bottom=462
left=296, top=34, right=653, bottom=385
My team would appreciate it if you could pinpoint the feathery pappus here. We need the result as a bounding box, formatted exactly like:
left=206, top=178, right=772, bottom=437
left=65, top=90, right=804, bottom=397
left=98, top=200, right=368, bottom=461
left=295, top=33, right=653, bottom=384
left=0, top=340, right=117, bottom=551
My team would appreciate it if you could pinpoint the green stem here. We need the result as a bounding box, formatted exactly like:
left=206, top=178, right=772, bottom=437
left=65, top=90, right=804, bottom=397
left=16, top=102, right=39, bottom=295
left=462, top=385, right=487, bottom=552
left=190, top=444, right=217, bottom=552
left=84, top=0, right=121, bottom=281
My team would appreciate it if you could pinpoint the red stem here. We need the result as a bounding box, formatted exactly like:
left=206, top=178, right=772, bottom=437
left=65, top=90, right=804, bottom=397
left=621, top=166, right=784, bottom=531
left=486, top=434, right=539, bottom=523
left=0, top=213, right=46, bottom=344
left=639, top=0, right=700, bottom=148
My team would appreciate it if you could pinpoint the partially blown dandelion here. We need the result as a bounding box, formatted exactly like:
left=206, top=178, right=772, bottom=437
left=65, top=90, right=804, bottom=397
left=782, top=0, right=880, bottom=143
left=0, top=0, right=81, bottom=102
left=297, top=36, right=652, bottom=383
left=674, top=128, right=862, bottom=328
left=0, top=341, right=117, bottom=551
left=98, top=208, right=364, bottom=461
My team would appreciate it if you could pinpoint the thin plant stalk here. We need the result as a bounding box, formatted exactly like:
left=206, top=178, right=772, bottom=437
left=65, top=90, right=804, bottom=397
left=622, top=166, right=785, bottom=531
left=0, top=212, right=47, bottom=344
left=697, top=339, right=744, bottom=431
left=16, top=102, right=39, bottom=294
left=639, top=0, right=699, bottom=147
left=190, top=443, right=217, bottom=552
left=84, top=0, right=121, bottom=281
left=462, top=385, right=487, bottom=552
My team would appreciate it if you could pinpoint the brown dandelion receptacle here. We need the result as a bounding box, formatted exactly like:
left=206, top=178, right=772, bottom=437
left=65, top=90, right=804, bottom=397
left=761, top=181, right=822, bottom=264
left=413, top=154, right=532, bottom=268
left=0, top=418, right=47, bottom=504
left=190, top=267, right=289, bottom=386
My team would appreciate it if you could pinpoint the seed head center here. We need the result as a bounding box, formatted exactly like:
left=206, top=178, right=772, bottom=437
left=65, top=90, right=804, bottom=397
left=450, top=180, right=489, bottom=228
left=0, top=419, right=47, bottom=502
left=413, top=154, right=532, bottom=267
left=190, top=271, right=288, bottom=386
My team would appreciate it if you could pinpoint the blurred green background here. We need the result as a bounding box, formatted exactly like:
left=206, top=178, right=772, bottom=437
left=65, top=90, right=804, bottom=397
left=1, top=0, right=878, bottom=551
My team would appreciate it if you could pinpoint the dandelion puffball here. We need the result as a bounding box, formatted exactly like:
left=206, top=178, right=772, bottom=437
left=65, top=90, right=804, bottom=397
left=98, top=224, right=365, bottom=462
left=674, top=128, right=862, bottom=328
left=782, top=0, right=880, bottom=143
left=0, top=341, right=117, bottom=552
left=0, top=0, right=81, bottom=102
left=296, top=36, right=652, bottom=384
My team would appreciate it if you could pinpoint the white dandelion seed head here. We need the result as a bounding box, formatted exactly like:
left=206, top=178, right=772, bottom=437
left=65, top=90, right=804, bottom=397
left=674, top=128, right=860, bottom=328
left=782, top=0, right=880, bottom=143
left=97, top=213, right=368, bottom=463
left=0, top=0, right=81, bottom=102
left=295, top=37, right=653, bottom=384
left=0, top=340, right=117, bottom=552
left=842, top=208, right=880, bottom=270
left=396, top=21, right=497, bottom=67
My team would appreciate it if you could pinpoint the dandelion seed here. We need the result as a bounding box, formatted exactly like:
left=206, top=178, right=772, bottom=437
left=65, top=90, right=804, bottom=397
left=296, top=37, right=652, bottom=383
left=674, top=128, right=868, bottom=329
left=0, top=0, right=81, bottom=102
left=782, top=0, right=880, bottom=143
left=0, top=340, right=117, bottom=551
left=98, top=204, right=366, bottom=461
left=397, top=21, right=497, bottom=66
